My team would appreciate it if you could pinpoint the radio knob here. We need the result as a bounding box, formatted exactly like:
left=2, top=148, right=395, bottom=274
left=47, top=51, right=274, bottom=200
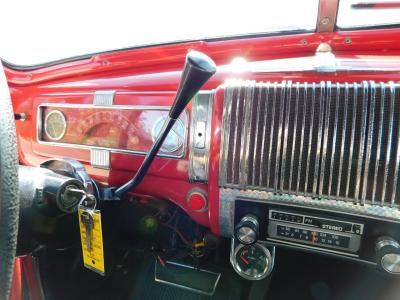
left=235, top=215, right=259, bottom=245
left=376, top=236, right=400, bottom=275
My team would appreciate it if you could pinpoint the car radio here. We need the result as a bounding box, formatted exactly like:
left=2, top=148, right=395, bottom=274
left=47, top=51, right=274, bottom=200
left=267, top=210, right=364, bottom=254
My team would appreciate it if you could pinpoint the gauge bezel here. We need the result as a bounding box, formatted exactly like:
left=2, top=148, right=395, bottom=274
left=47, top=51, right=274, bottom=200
left=44, top=110, right=67, bottom=141
left=232, top=242, right=272, bottom=280
left=151, top=116, right=185, bottom=153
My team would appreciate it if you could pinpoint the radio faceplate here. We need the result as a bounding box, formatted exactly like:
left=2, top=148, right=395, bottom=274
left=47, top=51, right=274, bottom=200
left=232, top=199, right=400, bottom=265
left=267, top=210, right=363, bottom=255
left=267, top=209, right=363, bottom=254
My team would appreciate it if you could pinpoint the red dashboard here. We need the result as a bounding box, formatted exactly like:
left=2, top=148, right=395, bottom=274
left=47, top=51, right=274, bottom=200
left=6, top=27, right=400, bottom=235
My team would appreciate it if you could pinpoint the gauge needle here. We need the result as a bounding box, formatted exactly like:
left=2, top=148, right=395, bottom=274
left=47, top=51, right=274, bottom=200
left=50, top=122, right=56, bottom=137
left=240, top=255, right=250, bottom=265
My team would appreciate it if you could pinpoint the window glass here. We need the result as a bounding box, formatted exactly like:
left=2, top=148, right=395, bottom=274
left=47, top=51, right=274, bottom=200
left=337, top=0, right=400, bottom=29
left=0, top=0, right=319, bottom=66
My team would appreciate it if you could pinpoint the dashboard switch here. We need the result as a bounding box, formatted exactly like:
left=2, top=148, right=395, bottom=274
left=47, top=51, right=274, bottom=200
left=187, top=188, right=208, bottom=212
left=235, top=215, right=259, bottom=245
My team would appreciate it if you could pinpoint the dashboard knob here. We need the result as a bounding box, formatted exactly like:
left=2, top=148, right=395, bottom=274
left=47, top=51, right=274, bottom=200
left=376, top=236, right=400, bottom=274
left=235, top=215, right=259, bottom=245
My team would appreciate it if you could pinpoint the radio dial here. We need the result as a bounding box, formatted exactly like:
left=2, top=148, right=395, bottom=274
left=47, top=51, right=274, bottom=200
left=235, top=215, right=259, bottom=245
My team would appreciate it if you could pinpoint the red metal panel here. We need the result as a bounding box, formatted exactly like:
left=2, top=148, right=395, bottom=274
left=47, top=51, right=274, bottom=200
left=6, top=28, right=400, bottom=233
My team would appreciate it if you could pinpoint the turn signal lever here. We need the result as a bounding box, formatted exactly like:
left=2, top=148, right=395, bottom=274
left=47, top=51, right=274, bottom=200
left=114, top=51, right=216, bottom=198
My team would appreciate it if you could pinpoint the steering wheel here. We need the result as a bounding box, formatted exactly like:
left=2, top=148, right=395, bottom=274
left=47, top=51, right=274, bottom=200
left=0, top=61, right=19, bottom=300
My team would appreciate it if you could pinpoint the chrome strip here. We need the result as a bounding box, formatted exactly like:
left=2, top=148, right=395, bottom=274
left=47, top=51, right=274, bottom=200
left=289, top=82, right=300, bottom=192
left=345, top=83, right=358, bottom=200
left=265, top=82, right=276, bottom=188
left=391, top=84, right=400, bottom=206
left=252, top=83, right=263, bottom=186
left=319, top=81, right=331, bottom=196
left=328, top=84, right=340, bottom=198
left=219, top=85, right=233, bottom=185
left=337, top=83, right=350, bottom=198
left=189, top=92, right=214, bottom=182
left=296, top=82, right=307, bottom=195
left=355, top=81, right=369, bottom=203
left=372, top=83, right=386, bottom=203
left=221, top=54, right=400, bottom=74
left=382, top=82, right=396, bottom=204
left=93, top=90, right=115, bottom=106
left=240, top=81, right=255, bottom=187
left=304, top=82, right=316, bottom=193
left=220, top=188, right=400, bottom=225
left=362, top=81, right=376, bottom=203
left=36, top=103, right=187, bottom=159
left=313, top=82, right=325, bottom=197
left=232, top=86, right=242, bottom=184
left=280, top=81, right=292, bottom=192
left=275, top=81, right=286, bottom=192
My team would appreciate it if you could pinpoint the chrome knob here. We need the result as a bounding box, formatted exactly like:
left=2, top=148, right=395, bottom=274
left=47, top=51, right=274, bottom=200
left=235, top=215, right=259, bottom=245
left=376, top=236, right=400, bottom=274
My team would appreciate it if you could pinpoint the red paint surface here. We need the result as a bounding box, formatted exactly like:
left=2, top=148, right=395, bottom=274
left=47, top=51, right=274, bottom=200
left=6, top=28, right=400, bottom=233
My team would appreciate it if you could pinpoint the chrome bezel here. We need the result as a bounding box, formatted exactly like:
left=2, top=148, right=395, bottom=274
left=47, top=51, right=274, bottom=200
left=37, top=102, right=189, bottom=159
left=188, top=91, right=214, bottom=183
left=151, top=116, right=185, bottom=153
left=231, top=242, right=272, bottom=280
left=43, top=110, right=67, bottom=141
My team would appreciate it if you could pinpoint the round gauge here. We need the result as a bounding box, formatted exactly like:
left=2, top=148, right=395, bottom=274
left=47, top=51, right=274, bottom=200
left=44, top=110, right=67, bottom=141
left=152, top=117, right=185, bottom=153
left=233, top=243, right=272, bottom=280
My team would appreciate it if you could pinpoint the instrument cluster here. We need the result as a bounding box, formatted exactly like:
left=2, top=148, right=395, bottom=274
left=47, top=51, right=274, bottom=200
left=38, top=104, right=188, bottom=158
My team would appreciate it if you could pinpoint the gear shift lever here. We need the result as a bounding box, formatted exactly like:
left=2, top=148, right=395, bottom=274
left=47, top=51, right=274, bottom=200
left=114, top=51, right=216, bottom=198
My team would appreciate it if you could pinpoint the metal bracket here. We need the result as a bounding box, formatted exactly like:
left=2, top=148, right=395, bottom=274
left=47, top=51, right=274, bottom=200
left=189, top=92, right=213, bottom=182
left=316, top=0, right=340, bottom=32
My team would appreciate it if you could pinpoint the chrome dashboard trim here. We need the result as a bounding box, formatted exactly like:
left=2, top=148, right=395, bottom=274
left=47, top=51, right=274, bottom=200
left=220, top=81, right=400, bottom=209
left=188, top=91, right=214, bottom=182
left=90, top=149, right=111, bottom=169
left=93, top=90, right=115, bottom=106
left=36, top=103, right=188, bottom=159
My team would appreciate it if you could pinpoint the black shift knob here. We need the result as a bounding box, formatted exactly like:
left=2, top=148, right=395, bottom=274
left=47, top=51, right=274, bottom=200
left=169, top=50, right=216, bottom=119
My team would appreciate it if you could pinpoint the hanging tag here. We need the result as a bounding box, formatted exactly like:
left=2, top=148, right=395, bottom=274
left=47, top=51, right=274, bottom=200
left=78, top=207, right=105, bottom=275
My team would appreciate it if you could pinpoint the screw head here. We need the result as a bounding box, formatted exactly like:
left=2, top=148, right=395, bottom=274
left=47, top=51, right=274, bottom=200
left=320, top=17, right=330, bottom=25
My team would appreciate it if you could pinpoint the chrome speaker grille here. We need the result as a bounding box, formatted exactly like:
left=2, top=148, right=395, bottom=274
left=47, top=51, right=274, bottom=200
left=219, top=80, right=400, bottom=208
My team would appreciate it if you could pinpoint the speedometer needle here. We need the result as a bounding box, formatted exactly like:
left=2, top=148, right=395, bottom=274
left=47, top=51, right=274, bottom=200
left=240, top=255, right=250, bottom=265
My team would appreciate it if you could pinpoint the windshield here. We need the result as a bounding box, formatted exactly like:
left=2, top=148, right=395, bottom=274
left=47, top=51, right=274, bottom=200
left=337, top=0, right=400, bottom=28
left=0, top=0, right=319, bottom=66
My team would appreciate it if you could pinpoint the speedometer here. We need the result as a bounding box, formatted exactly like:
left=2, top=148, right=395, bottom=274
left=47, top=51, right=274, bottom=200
left=44, top=110, right=67, bottom=141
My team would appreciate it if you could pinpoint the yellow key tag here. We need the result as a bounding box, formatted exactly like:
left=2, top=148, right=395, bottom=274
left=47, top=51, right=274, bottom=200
left=78, top=207, right=105, bottom=275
